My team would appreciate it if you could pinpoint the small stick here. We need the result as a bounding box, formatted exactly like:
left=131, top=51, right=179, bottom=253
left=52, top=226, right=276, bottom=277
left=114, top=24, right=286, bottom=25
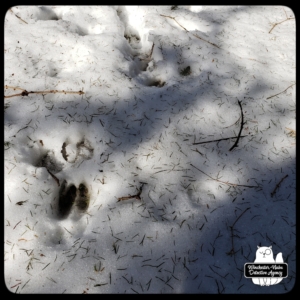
left=117, top=195, right=141, bottom=202
left=193, top=135, right=247, bottom=145
left=269, top=16, right=295, bottom=34
left=229, top=100, right=244, bottom=151
left=46, top=168, right=60, bottom=186
left=4, top=86, right=84, bottom=98
left=227, top=207, right=250, bottom=257
left=13, top=221, right=21, bottom=229
left=190, top=164, right=258, bottom=188
left=267, top=83, right=295, bottom=100
left=149, top=42, right=155, bottom=58
left=117, top=183, right=146, bottom=202
left=160, top=14, right=220, bottom=49
left=271, top=174, right=288, bottom=197
left=9, top=8, right=28, bottom=24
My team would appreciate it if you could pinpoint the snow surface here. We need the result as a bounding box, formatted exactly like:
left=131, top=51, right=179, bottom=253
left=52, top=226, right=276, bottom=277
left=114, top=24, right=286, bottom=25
left=4, top=6, right=295, bottom=294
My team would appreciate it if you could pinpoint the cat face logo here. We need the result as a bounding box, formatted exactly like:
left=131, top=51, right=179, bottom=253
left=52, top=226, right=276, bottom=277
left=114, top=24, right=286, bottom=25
left=255, top=246, right=274, bottom=261
left=252, top=246, right=284, bottom=286
left=244, top=245, right=288, bottom=286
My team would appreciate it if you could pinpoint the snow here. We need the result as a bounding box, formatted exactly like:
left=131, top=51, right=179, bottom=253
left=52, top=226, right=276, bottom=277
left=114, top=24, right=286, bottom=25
left=4, top=6, right=295, bottom=294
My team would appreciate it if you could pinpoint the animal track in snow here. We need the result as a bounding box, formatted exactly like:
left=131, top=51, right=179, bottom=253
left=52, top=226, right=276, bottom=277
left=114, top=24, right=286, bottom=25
left=57, top=180, right=77, bottom=218
left=57, top=181, right=90, bottom=219
left=61, top=137, right=94, bottom=164
left=19, top=137, right=64, bottom=174
left=116, top=6, right=166, bottom=88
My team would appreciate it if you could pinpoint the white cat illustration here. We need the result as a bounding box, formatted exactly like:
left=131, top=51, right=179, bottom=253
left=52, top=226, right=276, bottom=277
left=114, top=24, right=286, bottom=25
left=252, top=246, right=283, bottom=286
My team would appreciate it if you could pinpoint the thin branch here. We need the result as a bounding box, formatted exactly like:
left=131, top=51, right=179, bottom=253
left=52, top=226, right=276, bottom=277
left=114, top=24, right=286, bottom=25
left=4, top=85, right=24, bottom=91
left=190, top=164, right=258, bottom=188
left=46, top=168, right=60, bottom=186
left=160, top=14, right=220, bottom=49
left=193, top=135, right=247, bottom=145
left=160, top=15, right=269, bottom=65
left=149, top=42, right=155, bottom=58
left=269, top=16, right=295, bottom=34
left=229, top=100, right=244, bottom=151
left=267, top=83, right=295, bottom=100
left=4, top=85, right=84, bottom=98
left=227, top=207, right=251, bottom=257
left=9, top=8, right=28, bottom=24
left=271, top=174, right=288, bottom=197
left=117, top=183, right=147, bottom=202
left=223, top=116, right=241, bottom=128
left=117, top=194, right=141, bottom=202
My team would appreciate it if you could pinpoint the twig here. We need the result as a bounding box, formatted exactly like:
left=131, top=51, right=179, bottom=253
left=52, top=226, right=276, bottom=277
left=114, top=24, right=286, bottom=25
left=46, top=168, right=60, bottom=186
left=271, top=175, right=288, bottom=197
left=193, top=135, right=247, bottom=145
left=190, top=164, right=258, bottom=188
left=269, top=16, right=295, bottom=34
left=227, top=207, right=250, bottom=257
left=267, top=83, right=295, bottom=99
left=13, top=221, right=21, bottom=229
left=117, top=183, right=147, bottom=202
left=229, top=100, right=244, bottom=151
left=117, top=194, right=141, bottom=202
left=160, top=14, right=220, bottom=49
left=4, top=85, right=84, bottom=98
left=9, top=8, right=28, bottom=24
left=149, top=42, right=155, bottom=58
left=94, top=283, right=108, bottom=287
left=4, top=85, right=24, bottom=91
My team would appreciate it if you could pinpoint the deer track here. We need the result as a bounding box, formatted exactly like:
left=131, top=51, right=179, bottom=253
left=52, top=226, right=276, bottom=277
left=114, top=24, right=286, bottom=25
left=61, top=137, right=94, bottom=165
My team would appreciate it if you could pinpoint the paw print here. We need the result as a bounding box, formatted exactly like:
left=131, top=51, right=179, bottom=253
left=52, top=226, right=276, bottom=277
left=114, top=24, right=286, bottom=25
left=58, top=181, right=90, bottom=218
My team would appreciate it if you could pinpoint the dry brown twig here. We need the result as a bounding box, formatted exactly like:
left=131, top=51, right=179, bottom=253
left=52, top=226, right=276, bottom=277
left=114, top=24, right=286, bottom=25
left=227, top=207, right=250, bottom=257
left=117, top=183, right=146, bottom=202
left=117, top=194, right=141, bottom=202
left=160, top=14, right=267, bottom=65
left=269, top=8, right=295, bottom=34
left=160, top=14, right=221, bottom=49
left=46, top=168, right=60, bottom=186
left=9, top=8, right=28, bottom=24
left=190, top=164, right=258, bottom=188
left=271, top=174, right=288, bottom=197
left=193, top=135, right=248, bottom=145
left=267, top=83, right=295, bottom=100
left=229, top=100, right=244, bottom=151
left=4, top=85, right=84, bottom=98
left=149, top=42, right=155, bottom=58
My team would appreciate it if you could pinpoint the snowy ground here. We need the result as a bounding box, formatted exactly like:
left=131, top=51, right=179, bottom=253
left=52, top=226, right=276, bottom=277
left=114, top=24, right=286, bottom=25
left=4, top=6, right=295, bottom=294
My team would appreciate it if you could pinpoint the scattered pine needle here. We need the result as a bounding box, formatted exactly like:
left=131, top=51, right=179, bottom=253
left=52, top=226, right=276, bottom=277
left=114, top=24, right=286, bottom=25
left=285, top=127, right=296, bottom=138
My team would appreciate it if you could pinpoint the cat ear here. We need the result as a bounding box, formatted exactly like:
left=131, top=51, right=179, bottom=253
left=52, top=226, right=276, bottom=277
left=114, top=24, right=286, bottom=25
left=257, top=246, right=260, bottom=249
left=269, top=246, right=272, bottom=249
